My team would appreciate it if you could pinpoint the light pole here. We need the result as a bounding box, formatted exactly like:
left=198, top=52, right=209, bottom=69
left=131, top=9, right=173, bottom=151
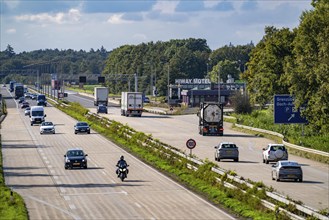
left=167, top=63, right=170, bottom=107
left=218, top=66, right=221, bottom=104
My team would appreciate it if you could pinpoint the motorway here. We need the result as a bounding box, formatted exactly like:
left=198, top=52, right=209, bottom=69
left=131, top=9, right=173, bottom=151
left=1, top=87, right=235, bottom=220
left=66, top=90, right=329, bottom=211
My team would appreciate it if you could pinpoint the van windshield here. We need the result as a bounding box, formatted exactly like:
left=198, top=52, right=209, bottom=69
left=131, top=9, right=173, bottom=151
left=32, top=110, right=44, bottom=116
left=38, top=95, right=46, bottom=100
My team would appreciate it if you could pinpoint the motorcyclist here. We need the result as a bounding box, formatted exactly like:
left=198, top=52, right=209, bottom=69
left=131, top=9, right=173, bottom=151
left=116, top=155, right=129, bottom=177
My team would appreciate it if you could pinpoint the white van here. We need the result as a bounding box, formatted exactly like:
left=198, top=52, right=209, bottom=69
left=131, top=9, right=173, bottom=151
left=30, top=106, right=46, bottom=126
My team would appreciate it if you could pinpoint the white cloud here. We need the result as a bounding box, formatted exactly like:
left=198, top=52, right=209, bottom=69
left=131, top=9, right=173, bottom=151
left=107, top=13, right=133, bottom=24
left=3, top=0, right=20, bottom=9
left=152, top=1, right=179, bottom=14
left=6, top=28, right=16, bottom=34
left=15, top=8, right=81, bottom=24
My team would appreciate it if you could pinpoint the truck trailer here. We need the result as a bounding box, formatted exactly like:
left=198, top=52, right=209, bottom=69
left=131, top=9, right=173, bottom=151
left=94, top=87, right=109, bottom=106
left=14, top=83, right=24, bottom=99
left=198, top=102, right=224, bottom=136
left=121, top=92, right=143, bottom=117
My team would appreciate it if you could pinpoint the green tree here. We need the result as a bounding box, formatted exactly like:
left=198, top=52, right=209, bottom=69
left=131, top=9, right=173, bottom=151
left=242, top=26, right=295, bottom=107
left=285, top=0, right=329, bottom=132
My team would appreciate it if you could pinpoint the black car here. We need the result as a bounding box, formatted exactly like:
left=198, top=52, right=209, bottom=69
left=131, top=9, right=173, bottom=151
left=97, top=105, right=108, bottom=114
left=64, top=148, right=88, bottom=169
left=74, top=121, right=90, bottom=134
left=21, top=101, right=30, bottom=108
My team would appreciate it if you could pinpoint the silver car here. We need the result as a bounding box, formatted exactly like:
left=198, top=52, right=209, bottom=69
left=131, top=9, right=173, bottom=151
left=214, top=142, right=239, bottom=162
left=262, top=144, right=288, bottom=164
left=271, top=160, right=303, bottom=182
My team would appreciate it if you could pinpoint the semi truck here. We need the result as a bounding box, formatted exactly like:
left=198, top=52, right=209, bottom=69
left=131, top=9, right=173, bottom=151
left=121, top=92, right=143, bottom=117
left=197, top=102, right=224, bottom=136
left=14, top=83, right=24, bottom=99
left=94, top=87, right=109, bottom=106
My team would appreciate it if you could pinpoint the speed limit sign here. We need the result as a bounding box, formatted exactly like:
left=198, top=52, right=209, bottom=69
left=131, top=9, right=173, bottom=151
left=186, top=138, right=196, bottom=149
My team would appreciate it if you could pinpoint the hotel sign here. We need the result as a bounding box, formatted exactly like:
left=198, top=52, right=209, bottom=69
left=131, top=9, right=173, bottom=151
left=175, top=78, right=211, bottom=84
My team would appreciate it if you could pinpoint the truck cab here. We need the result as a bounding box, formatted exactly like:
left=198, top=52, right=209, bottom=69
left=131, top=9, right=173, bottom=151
left=30, top=106, right=46, bottom=126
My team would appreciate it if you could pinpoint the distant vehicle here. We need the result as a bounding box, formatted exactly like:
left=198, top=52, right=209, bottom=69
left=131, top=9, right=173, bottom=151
left=121, top=92, right=143, bottom=117
left=94, top=87, right=109, bottom=106
left=143, top=96, right=150, bottom=103
left=97, top=105, right=108, bottom=114
left=14, top=83, right=24, bottom=99
left=40, top=121, right=55, bottom=134
left=9, top=80, right=16, bottom=92
left=2, top=84, right=6, bottom=87
left=30, top=106, right=46, bottom=126
left=74, top=121, right=90, bottom=134
left=198, top=102, right=224, bottom=136
left=271, top=161, right=303, bottom=182
left=36, top=94, right=47, bottom=106
left=31, top=93, right=37, bottom=100
left=24, top=107, right=31, bottom=116
left=262, top=144, right=288, bottom=164
left=214, top=142, right=239, bottom=162
left=24, top=92, right=32, bottom=99
left=18, top=97, right=25, bottom=104
left=24, top=86, right=28, bottom=93
left=21, top=101, right=30, bottom=109
left=64, top=148, right=88, bottom=169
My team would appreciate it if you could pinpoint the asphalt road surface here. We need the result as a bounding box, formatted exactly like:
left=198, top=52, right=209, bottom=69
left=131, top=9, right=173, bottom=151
left=1, top=88, right=235, bottom=220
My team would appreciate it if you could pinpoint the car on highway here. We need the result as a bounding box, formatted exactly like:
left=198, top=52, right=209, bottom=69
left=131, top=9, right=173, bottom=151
left=21, top=101, right=30, bottom=108
left=97, top=105, right=108, bottom=114
left=31, top=93, right=37, bottom=100
left=24, top=92, right=32, bottom=99
left=74, top=121, right=90, bottom=134
left=271, top=160, right=303, bottom=182
left=262, top=144, right=288, bottom=164
left=18, top=96, right=25, bottom=103
left=214, top=142, right=239, bottom=162
left=24, top=107, right=31, bottom=116
left=143, top=96, right=150, bottom=103
left=40, top=121, right=55, bottom=134
left=64, top=148, right=88, bottom=169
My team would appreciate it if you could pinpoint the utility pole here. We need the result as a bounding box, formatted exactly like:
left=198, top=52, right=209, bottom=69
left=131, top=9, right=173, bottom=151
left=218, top=66, right=221, bottom=104
left=167, top=64, right=170, bottom=107
left=134, top=71, right=138, bottom=92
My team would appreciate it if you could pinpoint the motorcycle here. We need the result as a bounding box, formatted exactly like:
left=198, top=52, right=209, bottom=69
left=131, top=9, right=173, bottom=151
left=116, top=163, right=129, bottom=181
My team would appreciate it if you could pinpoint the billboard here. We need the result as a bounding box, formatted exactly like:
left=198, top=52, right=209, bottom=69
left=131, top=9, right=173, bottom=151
left=274, top=95, right=308, bottom=124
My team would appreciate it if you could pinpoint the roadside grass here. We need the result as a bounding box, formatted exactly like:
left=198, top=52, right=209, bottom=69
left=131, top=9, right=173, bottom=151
left=230, top=109, right=329, bottom=153
left=0, top=140, right=28, bottom=220
left=56, top=101, right=296, bottom=220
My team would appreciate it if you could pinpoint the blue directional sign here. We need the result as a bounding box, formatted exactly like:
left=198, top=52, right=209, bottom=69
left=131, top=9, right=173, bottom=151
left=274, top=95, right=308, bottom=124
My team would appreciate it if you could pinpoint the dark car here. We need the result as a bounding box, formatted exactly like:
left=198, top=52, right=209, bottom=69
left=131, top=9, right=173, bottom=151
left=21, top=101, right=30, bottom=108
left=74, top=121, right=90, bottom=134
left=64, top=148, right=88, bottom=169
left=18, top=97, right=25, bottom=103
left=271, top=160, right=303, bottom=182
left=97, top=105, right=108, bottom=114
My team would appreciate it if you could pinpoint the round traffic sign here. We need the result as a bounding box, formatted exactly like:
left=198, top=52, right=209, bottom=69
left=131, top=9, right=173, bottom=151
left=186, top=138, right=196, bottom=149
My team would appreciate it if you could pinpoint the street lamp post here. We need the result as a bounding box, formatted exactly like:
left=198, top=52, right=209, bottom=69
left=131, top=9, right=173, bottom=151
left=218, top=66, right=221, bottom=104
left=167, top=63, right=170, bottom=107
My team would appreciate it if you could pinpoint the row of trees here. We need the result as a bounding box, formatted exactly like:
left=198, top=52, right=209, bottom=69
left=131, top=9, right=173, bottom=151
left=242, top=0, right=328, bottom=133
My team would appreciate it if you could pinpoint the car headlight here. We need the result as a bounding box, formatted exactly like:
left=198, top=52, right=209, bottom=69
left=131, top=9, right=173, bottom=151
left=66, top=159, right=70, bottom=162
left=82, top=159, right=86, bottom=162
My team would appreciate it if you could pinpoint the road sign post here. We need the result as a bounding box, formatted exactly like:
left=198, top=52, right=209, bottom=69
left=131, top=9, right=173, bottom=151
left=186, top=138, right=196, bottom=157
left=274, top=95, right=308, bottom=124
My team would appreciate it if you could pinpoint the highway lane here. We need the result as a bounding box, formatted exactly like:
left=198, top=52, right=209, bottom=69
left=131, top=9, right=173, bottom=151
left=67, top=91, right=329, bottom=211
left=1, top=88, right=235, bottom=220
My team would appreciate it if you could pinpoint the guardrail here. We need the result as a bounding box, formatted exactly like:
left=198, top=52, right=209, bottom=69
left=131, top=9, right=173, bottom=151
left=233, top=123, right=329, bottom=158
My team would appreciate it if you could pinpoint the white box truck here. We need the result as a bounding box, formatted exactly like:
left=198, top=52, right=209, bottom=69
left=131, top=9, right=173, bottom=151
left=94, top=87, right=109, bottom=106
left=30, top=106, right=46, bottom=126
left=121, top=92, right=143, bottom=117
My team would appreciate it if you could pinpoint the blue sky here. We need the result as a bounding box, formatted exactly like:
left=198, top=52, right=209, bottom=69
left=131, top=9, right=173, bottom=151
left=0, top=0, right=312, bottom=53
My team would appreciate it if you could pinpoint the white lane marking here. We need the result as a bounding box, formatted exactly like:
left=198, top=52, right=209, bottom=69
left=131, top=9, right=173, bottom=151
left=38, top=149, right=43, bottom=152
left=56, top=180, right=62, bottom=185
left=135, top=202, right=142, bottom=208
left=27, top=196, right=80, bottom=220
left=48, top=165, right=53, bottom=168
left=50, top=169, right=55, bottom=174
left=69, top=204, right=76, bottom=210
left=102, top=171, right=107, bottom=176
left=53, top=176, right=59, bottom=179
left=61, top=191, right=127, bottom=196
left=45, top=160, right=50, bottom=164
left=43, top=156, right=48, bottom=160
left=64, top=196, right=70, bottom=201
left=60, top=187, right=66, bottom=193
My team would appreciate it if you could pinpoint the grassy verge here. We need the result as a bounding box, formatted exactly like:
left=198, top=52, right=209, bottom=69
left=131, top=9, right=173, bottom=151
left=56, top=101, right=308, bottom=220
left=0, top=139, right=28, bottom=220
